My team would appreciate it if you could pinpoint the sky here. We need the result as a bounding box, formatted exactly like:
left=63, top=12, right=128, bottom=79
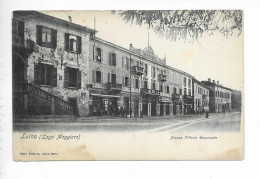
left=41, top=10, right=244, bottom=91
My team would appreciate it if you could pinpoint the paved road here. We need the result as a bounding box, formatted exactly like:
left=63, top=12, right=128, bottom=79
left=13, top=112, right=241, bottom=133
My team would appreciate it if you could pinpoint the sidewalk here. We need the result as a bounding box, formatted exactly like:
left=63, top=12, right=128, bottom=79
left=13, top=113, right=216, bottom=123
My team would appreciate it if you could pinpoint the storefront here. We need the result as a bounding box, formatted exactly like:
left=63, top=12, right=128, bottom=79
left=89, top=93, right=120, bottom=116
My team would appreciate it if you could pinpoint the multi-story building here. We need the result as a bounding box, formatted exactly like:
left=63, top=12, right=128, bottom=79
left=13, top=11, right=235, bottom=117
left=193, top=79, right=210, bottom=113
left=88, top=37, right=195, bottom=117
left=12, top=11, right=95, bottom=116
left=201, top=78, right=232, bottom=112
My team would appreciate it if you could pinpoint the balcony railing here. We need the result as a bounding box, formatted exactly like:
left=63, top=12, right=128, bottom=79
left=158, top=74, right=167, bottom=82
left=141, top=88, right=160, bottom=96
left=107, top=83, right=122, bottom=92
left=202, top=94, right=207, bottom=100
left=132, top=66, right=144, bottom=75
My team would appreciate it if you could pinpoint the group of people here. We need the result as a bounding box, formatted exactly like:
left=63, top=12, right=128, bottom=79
left=96, top=104, right=130, bottom=117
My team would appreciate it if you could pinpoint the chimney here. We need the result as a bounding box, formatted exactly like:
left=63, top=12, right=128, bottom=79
left=208, top=78, right=211, bottom=82
left=213, top=80, right=215, bottom=84
left=217, top=81, right=219, bottom=85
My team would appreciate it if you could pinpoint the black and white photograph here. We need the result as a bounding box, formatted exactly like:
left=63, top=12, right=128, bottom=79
left=10, top=10, right=244, bottom=160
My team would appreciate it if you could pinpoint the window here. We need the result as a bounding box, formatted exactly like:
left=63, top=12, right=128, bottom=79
left=159, top=84, right=163, bottom=93
left=124, top=77, right=129, bottom=87
left=188, top=89, right=191, bottom=96
left=179, top=89, right=182, bottom=95
left=166, top=86, right=170, bottom=94
left=64, top=33, right=82, bottom=53
left=188, top=79, right=191, bottom=87
left=64, top=67, right=81, bottom=89
left=12, top=19, right=24, bottom=36
left=183, top=77, right=187, bottom=87
left=110, top=52, right=117, bottom=66
left=36, top=25, right=57, bottom=49
left=143, top=81, right=148, bottom=89
left=95, top=47, right=102, bottom=62
left=125, top=58, right=129, bottom=70
left=144, top=64, right=148, bottom=76
left=173, top=87, right=176, bottom=94
left=184, top=88, right=187, bottom=95
left=42, top=27, right=52, bottom=44
left=216, top=91, right=218, bottom=97
left=153, top=67, right=156, bottom=78
left=135, top=79, right=139, bottom=89
left=95, top=71, right=102, bottom=83
left=34, top=63, right=57, bottom=87
left=152, top=83, right=156, bottom=90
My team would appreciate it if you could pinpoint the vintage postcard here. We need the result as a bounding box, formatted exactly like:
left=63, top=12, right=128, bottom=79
left=12, top=10, right=244, bottom=160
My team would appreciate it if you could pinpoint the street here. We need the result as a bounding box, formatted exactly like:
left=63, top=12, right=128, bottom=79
left=13, top=112, right=241, bottom=133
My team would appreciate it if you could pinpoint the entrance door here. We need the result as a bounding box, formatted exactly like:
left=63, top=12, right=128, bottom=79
left=166, top=104, right=170, bottom=115
left=142, top=103, right=148, bottom=115
left=151, top=98, right=157, bottom=116
left=134, top=98, right=139, bottom=117
left=68, top=98, right=78, bottom=116
left=160, top=103, right=164, bottom=116
left=111, top=74, right=116, bottom=84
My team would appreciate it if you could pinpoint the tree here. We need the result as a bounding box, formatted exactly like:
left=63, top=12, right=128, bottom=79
left=112, top=10, right=242, bottom=42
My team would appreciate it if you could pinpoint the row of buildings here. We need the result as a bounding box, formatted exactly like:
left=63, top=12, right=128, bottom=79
left=12, top=11, right=239, bottom=117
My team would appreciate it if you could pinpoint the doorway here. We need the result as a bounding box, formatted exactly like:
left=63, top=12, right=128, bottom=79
left=68, top=97, right=78, bottom=116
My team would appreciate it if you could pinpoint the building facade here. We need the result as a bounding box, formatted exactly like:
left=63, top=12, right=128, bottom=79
left=13, top=11, right=236, bottom=117
left=13, top=11, right=94, bottom=116
left=87, top=37, right=195, bottom=117
left=201, top=79, right=232, bottom=113
left=193, top=79, right=210, bottom=113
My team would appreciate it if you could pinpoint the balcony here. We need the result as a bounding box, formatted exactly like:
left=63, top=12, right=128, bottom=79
left=107, top=83, right=122, bottom=92
left=12, top=35, right=35, bottom=53
left=141, top=88, right=160, bottom=96
left=158, top=74, right=167, bottom=82
left=132, top=66, right=144, bottom=75
left=172, top=94, right=182, bottom=100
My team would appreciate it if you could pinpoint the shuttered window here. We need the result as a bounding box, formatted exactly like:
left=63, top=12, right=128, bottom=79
left=34, top=63, right=57, bottom=87
left=110, top=52, right=117, bottom=66
left=64, top=67, right=81, bottom=89
left=64, top=33, right=82, bottom=53
left=36, top=25, right=57, bottom=49
left=95, top=47, right=103, bottom=62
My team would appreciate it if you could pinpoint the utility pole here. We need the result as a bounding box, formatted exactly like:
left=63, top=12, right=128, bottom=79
left=129, top=44, right=132, bottom=117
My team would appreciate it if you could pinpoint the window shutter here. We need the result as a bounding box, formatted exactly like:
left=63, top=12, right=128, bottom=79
left=77, top=36, right=82, bottom=53
left=64, top=67, right=69, bottom=88
left=18, top=21, right=24, bottom=38
left=101, top=48, right=103, bottom=62
left=36, top=25, right=42, bottom=46
left=93, top=47, right=97, bottom=61
left=77, top=70, right=81, bottom=89
left=109, top=53, right=112, bottom=66
left=122, top=57, right=124, bottom=68
left=52, top=29, right=57, bottom=49
left=52, top=67, right=57, bottom=87
left=108, top=73, right=110, bottom=83
left=34, top=63, right=40, bottom=85
left=93, top=70, right=96, bottom=82
left=64, top=33, right=70, bottom=51
left=114, top=53, right=117, bottom=66
left=101, top=72, right=103, bottom=83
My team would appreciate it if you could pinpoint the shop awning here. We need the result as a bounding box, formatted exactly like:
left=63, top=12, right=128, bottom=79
left=90, top=93, right=120, bottom=98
